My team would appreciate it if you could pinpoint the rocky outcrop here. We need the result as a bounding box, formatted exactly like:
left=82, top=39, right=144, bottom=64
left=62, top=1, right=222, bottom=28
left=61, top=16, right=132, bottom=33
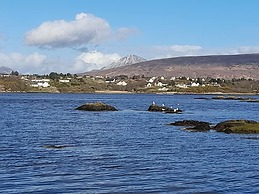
left=169, top=119, right=259, bottom=134
left=212, top=96, right=255, bottom=101
left=76, top=102, right=118, bottom=111
left=169, top=120, right=211, bottom=132
left=148, top=104, right=182, bottom=113
left=214, top=120, right=259, bottom=133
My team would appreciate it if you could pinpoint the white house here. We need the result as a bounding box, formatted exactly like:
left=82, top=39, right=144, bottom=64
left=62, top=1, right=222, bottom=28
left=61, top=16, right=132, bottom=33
left=155, top=82, right=164, bottom=87
left=146, top=83, right=152, bottom=88
left=148, top=77, right=156, bottom=83
left=116, top=81, right=127, bottom=86
left=155, top=82, right=168, bottom=87
left=31, top=81, right=50, bottom=88
left=191, top=82, right=200, bottom=87
left=175, top=83, right=188, bottom=88
left=59, top=79, right=70, bottom=83
left=30, top=79, right=50, bottom=88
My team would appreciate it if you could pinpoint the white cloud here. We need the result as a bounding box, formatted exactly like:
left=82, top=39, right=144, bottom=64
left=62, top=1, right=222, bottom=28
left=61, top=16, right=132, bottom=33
left=25, top=12, right=136, bottom=49
left=230, top=46, right=259, bottom=55
left=147, top=45, right=259, bottom=59
left=0, top=52, right=47, bottom=74
left=114, top=27, right=138, bottom=41
left=168, top=45, right=202, bottom=53
left=149, top=45, right=203, bottom=59
left=73, top=51, right=121, bottom=72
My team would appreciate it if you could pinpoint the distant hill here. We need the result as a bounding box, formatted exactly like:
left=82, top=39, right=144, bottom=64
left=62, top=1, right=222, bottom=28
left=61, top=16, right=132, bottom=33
left=84, top=53, right=259, bottom=79
left=102, top=54, right=146, bottom=70
left=0, top=66, right=14, bottom=74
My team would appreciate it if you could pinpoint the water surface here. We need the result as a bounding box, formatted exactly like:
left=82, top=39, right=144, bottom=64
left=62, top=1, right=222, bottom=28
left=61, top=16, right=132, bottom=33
left=0, top=93, right=258, bottom=193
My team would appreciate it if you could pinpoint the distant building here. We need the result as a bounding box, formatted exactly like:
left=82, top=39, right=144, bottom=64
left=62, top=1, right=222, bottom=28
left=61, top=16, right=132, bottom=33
left=59, top=79, right=70, bottom=83
left=31, top=82, right=50, bottom=88
left=176, top=83, right=188, bottom=88
left=146, top=83, right=152, bottom=88
left=191, top=82, right=200, bottom=87
left=148, top=77, right=156, bottom=83
left=116, top=81, right=127, bottom=86
left=31, top=79, right=50, bottom=88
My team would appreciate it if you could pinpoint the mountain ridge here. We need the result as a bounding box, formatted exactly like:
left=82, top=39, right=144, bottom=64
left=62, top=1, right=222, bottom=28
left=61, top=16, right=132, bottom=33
left=102, top=54, right=146, bottom=70
left=84, top=53, right=259, bottom=79
left=0, top=66, right=14, bottom=74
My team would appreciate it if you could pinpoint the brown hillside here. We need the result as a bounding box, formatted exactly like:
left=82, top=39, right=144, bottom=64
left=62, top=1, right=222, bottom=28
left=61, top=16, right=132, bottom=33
left=84, top=53, right=259, bottom=79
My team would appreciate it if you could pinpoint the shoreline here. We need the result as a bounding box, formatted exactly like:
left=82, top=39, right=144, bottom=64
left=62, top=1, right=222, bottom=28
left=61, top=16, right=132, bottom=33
left=95, top=90, right=259, bottom=95
left=0, top=90, right=258, bottom=95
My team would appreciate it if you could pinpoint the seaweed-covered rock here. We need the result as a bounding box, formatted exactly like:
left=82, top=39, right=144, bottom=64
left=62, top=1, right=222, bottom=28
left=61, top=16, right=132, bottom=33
left=212, top=96, right=255, bottom=101
left=214, top=120, right=259, bottom=133
left=76, top=102, right=118, bottom=111
left=148, top=104, right=182, bottom=113
left=169, top=120, right=211, bottom=132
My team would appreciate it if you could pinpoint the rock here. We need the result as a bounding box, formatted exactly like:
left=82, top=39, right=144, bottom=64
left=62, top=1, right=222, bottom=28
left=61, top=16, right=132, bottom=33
left=169, top=119, right=259, bottom=134
left=212, top=96, right=255, bottom=101
left=194, top=97, right=211, bottom=100
left=214, top=120, right=259, bottom=134
left=148, top=104, right=182, bottom=113
left=169, top=120, right=211, bottom=132
left=245, top=99, right=259, bottom=103
left=44, top=145, right=69, bottom=149
left=76, top=102, right=118, bottom=111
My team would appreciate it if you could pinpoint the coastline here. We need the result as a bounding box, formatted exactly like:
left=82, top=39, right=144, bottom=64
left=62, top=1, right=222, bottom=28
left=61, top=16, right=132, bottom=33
left=94, top=90, right=133, bottom=94
left=95, top=90, right=259, bottom=95
left=0, top=90, right=258, bottom=95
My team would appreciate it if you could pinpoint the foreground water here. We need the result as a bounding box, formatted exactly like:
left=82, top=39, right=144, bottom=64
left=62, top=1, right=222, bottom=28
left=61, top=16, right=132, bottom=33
left=0, top=93, right=258, bottom=194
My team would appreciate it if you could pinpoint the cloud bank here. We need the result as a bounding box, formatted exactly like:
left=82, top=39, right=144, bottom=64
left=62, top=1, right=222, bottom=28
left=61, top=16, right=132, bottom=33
left=73, top=51, right=121, bottom=72
left=0, top=52, right=47, bottom=74
left=25, top=13, right=136, bottom=49
left=148, top=45, right=259, bottom=59
left=151, top=45, right=203, bottom=58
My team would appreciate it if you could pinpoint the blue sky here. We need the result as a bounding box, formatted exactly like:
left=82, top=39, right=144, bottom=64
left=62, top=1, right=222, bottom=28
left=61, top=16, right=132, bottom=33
left=1, top=0, right=259, bottom=74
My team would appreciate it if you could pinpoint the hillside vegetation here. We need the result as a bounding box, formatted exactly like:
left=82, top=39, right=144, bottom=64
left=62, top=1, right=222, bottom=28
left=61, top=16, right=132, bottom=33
left=1, top=74, right=259, bottom=94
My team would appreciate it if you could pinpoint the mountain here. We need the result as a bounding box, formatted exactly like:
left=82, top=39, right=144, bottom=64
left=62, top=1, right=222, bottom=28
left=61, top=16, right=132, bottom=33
left=84, top=53, right=259, bottom=79
left=102, top=54, right=146, bottom=70
left=0, top=66, right=14, bottom=74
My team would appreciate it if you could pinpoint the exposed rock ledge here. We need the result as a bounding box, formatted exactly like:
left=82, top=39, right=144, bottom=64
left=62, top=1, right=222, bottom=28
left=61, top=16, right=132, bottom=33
left=169, top=120, right=211, bottom=132
left=169, top=119, right=259, bottom=134
left=76, top=102, right=118, bottom=111
left=214, top=120, right=259, bottom=134
left=148, top=103, right=182, bottom=114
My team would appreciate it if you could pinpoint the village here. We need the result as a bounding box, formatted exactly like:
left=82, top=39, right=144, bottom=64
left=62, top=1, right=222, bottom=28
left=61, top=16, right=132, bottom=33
left=1, top=71, right=258, bottom=93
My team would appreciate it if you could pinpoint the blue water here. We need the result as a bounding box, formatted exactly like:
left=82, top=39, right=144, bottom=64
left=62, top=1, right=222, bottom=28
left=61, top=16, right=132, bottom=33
left=0, top=93, right=258, bottom=194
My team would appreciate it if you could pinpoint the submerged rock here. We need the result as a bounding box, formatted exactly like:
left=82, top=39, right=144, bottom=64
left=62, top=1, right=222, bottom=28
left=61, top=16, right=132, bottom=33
left=148, top=104, right=182, bottom=114
left=44, top=145, right=69, bottom=149
left=76, top=102, right=118, bottom=111
left=214, top=120, right=259, bottom=134
left=169, top=120, right=211, bottom=132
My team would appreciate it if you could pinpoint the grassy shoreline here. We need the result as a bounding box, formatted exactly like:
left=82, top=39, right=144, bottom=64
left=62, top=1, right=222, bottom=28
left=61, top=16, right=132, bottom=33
left=1, top=90, right=259, bottom=95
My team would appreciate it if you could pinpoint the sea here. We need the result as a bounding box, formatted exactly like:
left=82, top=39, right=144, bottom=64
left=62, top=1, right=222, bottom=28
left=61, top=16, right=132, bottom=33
left=0, top=93, right=258, bottom=194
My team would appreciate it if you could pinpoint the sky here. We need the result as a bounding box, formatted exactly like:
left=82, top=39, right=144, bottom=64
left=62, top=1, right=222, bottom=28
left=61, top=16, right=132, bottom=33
left=1, top=0, right=259, bottom=74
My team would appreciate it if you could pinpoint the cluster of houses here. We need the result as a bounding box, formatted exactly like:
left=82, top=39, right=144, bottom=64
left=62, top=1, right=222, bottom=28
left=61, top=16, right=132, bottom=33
left=103, top=75, right=221, bottom=90
left=19, top=76, right=72, bottom=88
left=2, top=73, right=221, bottom=90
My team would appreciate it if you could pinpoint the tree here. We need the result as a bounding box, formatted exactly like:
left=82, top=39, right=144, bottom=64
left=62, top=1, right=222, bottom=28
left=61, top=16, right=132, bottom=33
left=11, top=71, right=19, bottom=76
left=49, top=72, right=59, bottom=80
